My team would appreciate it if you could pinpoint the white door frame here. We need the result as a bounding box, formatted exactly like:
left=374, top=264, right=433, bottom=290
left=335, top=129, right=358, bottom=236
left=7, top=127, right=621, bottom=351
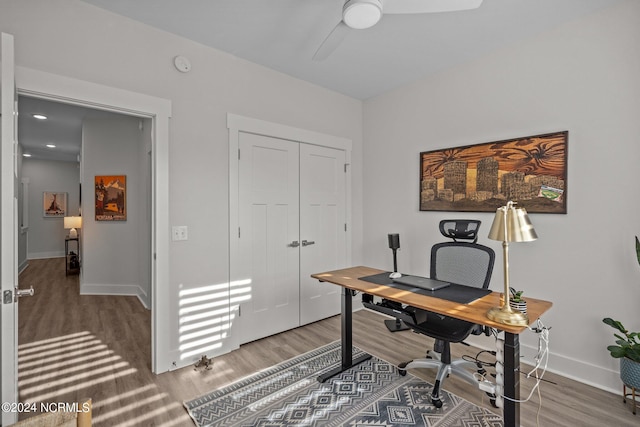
left=228, top=113, right=352, bottom=347
left=15, top=66, right=172, bottom=373
left=1, top=32, right=18, bottom=426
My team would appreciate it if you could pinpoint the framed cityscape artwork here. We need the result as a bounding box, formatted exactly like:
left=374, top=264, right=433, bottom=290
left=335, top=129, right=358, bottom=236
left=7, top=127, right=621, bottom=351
left=43, top=192, right=67, bottom=217
left=95, top=175, right=127, bottom=221
left=420, top=131, right=568, bottom=214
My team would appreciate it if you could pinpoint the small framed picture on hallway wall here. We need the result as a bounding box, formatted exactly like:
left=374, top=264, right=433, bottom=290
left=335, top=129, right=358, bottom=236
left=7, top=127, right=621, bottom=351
left=43, top=192, right=67, bottom=217
left=95, top=175, right=127, bottom=221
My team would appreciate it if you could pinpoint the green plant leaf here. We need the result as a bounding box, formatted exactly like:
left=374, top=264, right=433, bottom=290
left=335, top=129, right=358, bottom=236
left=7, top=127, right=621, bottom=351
left=603, top=317, right=627, bottom=334
left=608, top=345, right=625, bottom=358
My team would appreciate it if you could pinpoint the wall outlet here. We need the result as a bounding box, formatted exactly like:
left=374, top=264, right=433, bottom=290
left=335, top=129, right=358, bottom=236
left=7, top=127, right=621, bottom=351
left=172, top=226, right=188, bottom=241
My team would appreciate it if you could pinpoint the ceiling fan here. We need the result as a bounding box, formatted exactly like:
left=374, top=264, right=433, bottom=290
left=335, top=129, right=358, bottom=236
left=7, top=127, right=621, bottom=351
left=313, top=0, right=483, bottom=61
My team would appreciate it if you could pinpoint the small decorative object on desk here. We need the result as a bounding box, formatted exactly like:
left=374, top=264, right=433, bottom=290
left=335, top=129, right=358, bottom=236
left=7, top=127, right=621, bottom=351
left=508, top=288, right=527, bottom=315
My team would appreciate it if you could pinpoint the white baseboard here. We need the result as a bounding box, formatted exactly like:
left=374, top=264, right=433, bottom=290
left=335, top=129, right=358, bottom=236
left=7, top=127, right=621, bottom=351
left=80, top=283, right=149, bottom=309
left=18, top=260, right=29, bottom=274
left=28, top=251, right=64, bottom=260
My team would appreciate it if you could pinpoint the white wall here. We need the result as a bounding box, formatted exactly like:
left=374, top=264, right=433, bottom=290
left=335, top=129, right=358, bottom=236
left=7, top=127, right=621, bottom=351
left=363, top=0, right=640, bottom=393
left=81, top=117, right=148, bottom=302
left=0, top=0, right=363, bottom=369
left=21, top=158, right=80, bottom=259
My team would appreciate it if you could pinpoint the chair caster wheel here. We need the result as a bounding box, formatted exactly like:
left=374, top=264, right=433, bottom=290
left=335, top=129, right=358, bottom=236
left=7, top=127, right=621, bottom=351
left=398, top=369, right=406, bottom=376
left=431, top=398, right=443, bottom=408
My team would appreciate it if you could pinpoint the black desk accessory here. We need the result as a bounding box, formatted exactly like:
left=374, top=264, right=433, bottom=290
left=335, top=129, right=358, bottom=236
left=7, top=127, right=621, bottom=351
left=384, top=233, right=409, bottom=332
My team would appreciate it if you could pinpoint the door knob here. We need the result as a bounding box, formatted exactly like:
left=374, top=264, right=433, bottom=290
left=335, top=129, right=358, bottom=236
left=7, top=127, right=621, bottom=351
left=302, top=240, right=315, bottom=246
left=288, top=241, right=300, bottom=247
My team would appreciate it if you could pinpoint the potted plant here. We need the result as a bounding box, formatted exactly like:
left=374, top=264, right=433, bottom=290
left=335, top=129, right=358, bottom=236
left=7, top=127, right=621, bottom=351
left=509, top=288, right=527, bottom=315
left=600, top=236, right=640, bottom=414
left=602, top=318, right=640, bottom=394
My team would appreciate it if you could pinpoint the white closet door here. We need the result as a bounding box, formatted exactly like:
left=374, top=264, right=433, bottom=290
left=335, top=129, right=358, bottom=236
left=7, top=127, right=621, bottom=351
left=299, top=144, right=346, bottom=325
left=238, top=132, right=300, bottom=343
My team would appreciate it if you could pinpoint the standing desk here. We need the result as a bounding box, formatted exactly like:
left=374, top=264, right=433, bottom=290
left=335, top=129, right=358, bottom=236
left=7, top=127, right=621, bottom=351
left=311, top=266, right=552, bottom=427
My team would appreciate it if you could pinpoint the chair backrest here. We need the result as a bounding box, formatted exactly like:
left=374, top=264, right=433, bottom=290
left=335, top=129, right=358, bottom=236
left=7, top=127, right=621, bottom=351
left=430, top=241, right=495, bottom=289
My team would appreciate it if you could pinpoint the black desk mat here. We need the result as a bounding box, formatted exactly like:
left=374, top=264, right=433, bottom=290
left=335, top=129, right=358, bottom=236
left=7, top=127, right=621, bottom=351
left=359, top=272, right=490, bottom=304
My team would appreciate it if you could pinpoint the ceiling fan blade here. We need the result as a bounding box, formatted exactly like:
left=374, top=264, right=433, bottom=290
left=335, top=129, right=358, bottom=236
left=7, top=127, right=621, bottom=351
left=313, top=21, right=350, bottom=61
left=384, top=0, right=483, bottom=14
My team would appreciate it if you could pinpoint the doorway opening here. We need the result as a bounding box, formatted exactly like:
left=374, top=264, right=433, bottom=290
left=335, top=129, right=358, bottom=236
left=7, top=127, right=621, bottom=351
left=13, top=65, right=172, bottom=376
left=17, top=95, right=154, bottom=406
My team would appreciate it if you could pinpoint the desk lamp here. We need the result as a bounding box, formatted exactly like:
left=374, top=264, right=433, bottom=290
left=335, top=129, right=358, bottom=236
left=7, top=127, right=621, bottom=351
left=486, top=201, right=537, bottom=326
left=64, top=216, right=82, bottom=238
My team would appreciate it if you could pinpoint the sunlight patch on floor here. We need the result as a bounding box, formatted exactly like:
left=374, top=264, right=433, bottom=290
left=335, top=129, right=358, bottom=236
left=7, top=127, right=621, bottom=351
left=18, top=332, right=137, bottom=403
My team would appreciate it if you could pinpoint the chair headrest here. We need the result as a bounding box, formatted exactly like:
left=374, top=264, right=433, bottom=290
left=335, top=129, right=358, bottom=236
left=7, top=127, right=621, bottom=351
left=439, top=220, right=481, bottom=243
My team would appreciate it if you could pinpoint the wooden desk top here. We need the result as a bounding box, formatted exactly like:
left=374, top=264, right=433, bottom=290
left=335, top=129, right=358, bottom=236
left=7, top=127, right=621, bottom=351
left=312, top=266, right=553, bottom=335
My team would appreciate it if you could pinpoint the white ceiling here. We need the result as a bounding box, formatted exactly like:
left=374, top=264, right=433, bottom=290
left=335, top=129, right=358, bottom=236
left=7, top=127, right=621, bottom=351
left=20, top=0, right=623, bottom=162
left=80, top=0, right=622, bottom=100
left=19, top=96, right=124, bottom=162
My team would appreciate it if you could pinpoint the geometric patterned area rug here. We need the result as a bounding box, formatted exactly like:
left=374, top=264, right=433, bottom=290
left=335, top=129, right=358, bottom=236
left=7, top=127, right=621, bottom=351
left=184, top=341, right=503, bottom=426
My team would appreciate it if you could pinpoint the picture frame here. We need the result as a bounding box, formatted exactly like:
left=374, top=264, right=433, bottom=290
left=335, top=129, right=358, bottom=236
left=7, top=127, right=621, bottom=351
left=43, top=192, right=67, bottom=217
left=420, top=131, right=568, bottom=214
left=95, top=175, right=127, bottom=221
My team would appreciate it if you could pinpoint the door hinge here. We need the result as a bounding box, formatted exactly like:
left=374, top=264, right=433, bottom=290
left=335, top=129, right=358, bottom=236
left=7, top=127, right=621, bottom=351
left=344, top=163, right=349, bottom=173
left=344, top=223, right=348, bottom=232
left=238, top=227, right=241, bottom=238
left=238, top=148, right=241, bottom=160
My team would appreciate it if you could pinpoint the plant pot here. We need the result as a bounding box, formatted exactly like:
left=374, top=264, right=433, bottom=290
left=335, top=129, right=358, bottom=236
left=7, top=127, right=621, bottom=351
left=620, top=357, right=640, bottom=389
left=509, top=300, right=527, bottom=315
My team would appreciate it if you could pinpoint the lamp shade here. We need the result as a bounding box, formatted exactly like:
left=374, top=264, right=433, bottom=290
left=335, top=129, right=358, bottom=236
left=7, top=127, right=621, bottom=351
left=63, top=216, right=82, bottom=230
left=487, top=202, right=537, bottom=243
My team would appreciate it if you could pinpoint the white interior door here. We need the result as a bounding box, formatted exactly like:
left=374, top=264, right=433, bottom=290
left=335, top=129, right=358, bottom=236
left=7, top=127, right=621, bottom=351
left=1, top=32, right=19, bottom=426
left=238, top=132, right=300, bottom=343
left=299, top=144, right=346, bottom=325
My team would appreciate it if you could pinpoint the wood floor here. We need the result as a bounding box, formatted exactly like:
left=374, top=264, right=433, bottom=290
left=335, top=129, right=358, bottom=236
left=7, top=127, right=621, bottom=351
left=17, top=258, right=637, bottom=426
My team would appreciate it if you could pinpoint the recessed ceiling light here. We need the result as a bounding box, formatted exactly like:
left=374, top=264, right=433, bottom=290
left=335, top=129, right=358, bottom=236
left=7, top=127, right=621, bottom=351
left=32, top=114, right=47, bottom=120
left=22, top=153, right=32, bottom=157
left=46, top=144, right=56, bottom=148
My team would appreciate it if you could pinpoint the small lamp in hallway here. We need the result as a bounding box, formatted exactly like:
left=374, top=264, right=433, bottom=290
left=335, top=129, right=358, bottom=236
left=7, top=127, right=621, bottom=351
left=64, top=216, right=82, bottom=238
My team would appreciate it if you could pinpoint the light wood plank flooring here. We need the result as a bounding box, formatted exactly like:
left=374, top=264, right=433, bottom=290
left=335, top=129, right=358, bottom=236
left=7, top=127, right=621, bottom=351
left=17, top=258, right=637, bottom=426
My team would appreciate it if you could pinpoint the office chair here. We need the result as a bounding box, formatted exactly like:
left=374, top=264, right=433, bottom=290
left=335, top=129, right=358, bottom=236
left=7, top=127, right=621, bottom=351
left=398, top=219, right=496, bottom=408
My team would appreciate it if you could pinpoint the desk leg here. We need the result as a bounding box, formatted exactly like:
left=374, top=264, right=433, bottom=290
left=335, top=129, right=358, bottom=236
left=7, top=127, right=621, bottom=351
left=503, top=332, right=520, bottom=427
left=317, top=288, right=371, bottom=383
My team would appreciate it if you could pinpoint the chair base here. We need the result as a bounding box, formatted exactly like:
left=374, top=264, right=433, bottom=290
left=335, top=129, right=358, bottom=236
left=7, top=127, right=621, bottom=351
left=398, top=358, right=496, bottom=408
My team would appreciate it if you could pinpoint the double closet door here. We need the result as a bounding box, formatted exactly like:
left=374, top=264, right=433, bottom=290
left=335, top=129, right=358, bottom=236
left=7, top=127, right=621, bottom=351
left=237, top=132, right=347, bottom=344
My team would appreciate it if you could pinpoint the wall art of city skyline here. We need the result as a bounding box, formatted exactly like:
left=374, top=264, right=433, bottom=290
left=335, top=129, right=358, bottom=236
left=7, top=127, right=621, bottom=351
left=420, top=131, right=568, bottom=214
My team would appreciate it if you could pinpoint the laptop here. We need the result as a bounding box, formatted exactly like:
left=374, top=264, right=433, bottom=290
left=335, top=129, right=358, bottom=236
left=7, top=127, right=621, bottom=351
left=392, top=275, right=450, bottom=291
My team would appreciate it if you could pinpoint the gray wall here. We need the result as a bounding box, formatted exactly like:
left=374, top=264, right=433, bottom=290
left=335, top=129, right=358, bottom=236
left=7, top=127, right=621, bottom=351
left=21, top=158, right=80, bottom=259
left=363, top=0, right=640, bottom=393
left=81, top=117, right=149, bottom=302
